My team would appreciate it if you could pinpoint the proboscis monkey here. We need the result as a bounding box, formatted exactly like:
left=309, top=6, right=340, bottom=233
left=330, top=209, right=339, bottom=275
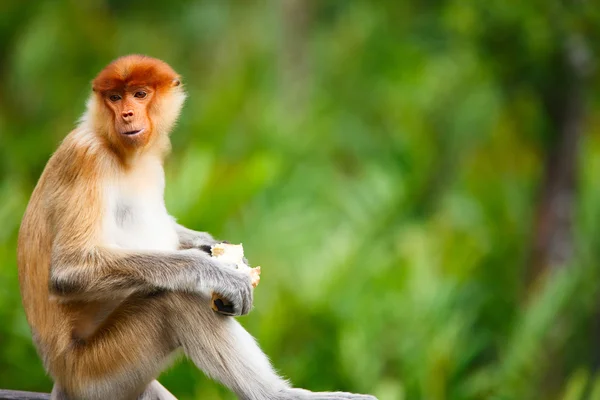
left=17, top=55, right=377, bottom=400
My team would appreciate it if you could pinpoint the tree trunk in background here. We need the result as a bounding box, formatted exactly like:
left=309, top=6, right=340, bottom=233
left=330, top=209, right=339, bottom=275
left=528, top=33, right=591, bottom=398
left=528, top=34, right=591, bottom=284
left=279, top=0, right=312, bottom=113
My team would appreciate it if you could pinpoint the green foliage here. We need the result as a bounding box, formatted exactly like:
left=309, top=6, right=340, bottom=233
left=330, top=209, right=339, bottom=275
left=0, top=1, right=599, bottom=399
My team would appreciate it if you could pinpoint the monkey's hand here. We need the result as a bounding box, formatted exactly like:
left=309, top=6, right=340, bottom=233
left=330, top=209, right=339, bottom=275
left=174, top=224, right=219, bottom=251
left=187, top=233, right=219, bottom=252
left=202, top=262, right=254, bottom=316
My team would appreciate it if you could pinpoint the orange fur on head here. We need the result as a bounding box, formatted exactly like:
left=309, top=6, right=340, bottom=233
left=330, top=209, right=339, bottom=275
left=88, top=55, right=186, bottom=160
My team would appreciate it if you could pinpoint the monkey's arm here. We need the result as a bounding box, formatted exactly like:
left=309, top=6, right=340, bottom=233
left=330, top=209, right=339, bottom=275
left=49, top=247, right=253, bottom=315
left=173, top=223, right=218, bottom=251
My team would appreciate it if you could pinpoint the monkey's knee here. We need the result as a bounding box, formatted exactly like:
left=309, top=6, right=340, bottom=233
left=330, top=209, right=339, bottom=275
left=161, top=291, right=218, bottom=321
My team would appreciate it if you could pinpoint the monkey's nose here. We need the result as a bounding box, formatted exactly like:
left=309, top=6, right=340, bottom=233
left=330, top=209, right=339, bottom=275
left=122, top=110, right=134, bottom=119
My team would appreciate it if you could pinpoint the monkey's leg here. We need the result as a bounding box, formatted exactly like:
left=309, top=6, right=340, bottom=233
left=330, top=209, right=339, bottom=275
left=54, top=292, right=374, bottom=400
left=52, top=294, right=180, bottom=400
left=167, top=293, right=377, bottom=400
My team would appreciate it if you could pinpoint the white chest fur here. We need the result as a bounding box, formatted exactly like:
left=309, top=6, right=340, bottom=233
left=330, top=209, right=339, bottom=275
left=102, top=156, right=179, bottom=251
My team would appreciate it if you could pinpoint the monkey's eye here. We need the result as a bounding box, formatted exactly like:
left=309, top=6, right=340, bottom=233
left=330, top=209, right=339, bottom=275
left=109, top=94, right=121, bottom=102
left=134, top=91, right=147, bottom=99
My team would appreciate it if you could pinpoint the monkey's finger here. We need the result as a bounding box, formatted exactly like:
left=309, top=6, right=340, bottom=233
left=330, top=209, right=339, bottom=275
left=210, top=293, right=236, bottom=315
left=213, top=298, right=236, bottom=315
left=199, top=244, right=212, bottom=254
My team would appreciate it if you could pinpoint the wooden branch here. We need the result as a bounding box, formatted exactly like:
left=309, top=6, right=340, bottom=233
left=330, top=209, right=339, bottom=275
left=0, top=390, right=49, bottom=400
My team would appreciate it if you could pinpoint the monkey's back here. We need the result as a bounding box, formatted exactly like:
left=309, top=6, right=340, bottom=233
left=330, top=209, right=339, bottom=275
left=17, top=131, right=105, bottom=364
left=17, top=168, right=68, bottom=362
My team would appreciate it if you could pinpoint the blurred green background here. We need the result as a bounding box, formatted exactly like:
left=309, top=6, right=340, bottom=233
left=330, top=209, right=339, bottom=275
left=1, top=1, right=600, bottom=399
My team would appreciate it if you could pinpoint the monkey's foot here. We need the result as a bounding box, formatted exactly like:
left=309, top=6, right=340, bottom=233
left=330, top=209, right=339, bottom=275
left=280, top=388, right=378, bottom=400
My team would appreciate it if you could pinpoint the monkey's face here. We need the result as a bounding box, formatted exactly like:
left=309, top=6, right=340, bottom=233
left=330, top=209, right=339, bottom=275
left=104, top=88, right=155, bottom=149
left=91, top=55, right=186, bottom=154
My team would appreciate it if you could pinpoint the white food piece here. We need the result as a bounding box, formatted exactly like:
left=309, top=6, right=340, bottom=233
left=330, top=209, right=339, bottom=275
left=210, top=243, right=261, bottom=288
left=210, top=243, right=249, bottom=270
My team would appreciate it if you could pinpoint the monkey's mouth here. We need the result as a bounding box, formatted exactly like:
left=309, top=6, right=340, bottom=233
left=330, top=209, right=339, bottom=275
left=121, top=128, right=145, bottom=136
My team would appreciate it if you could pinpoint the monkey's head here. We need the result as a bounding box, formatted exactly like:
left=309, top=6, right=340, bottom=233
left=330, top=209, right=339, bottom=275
left=90, top=55, right=185, bottom=155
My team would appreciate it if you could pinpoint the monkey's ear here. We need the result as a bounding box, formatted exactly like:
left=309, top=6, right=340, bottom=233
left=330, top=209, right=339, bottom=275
left=172, top=79, right=181, bottom=87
